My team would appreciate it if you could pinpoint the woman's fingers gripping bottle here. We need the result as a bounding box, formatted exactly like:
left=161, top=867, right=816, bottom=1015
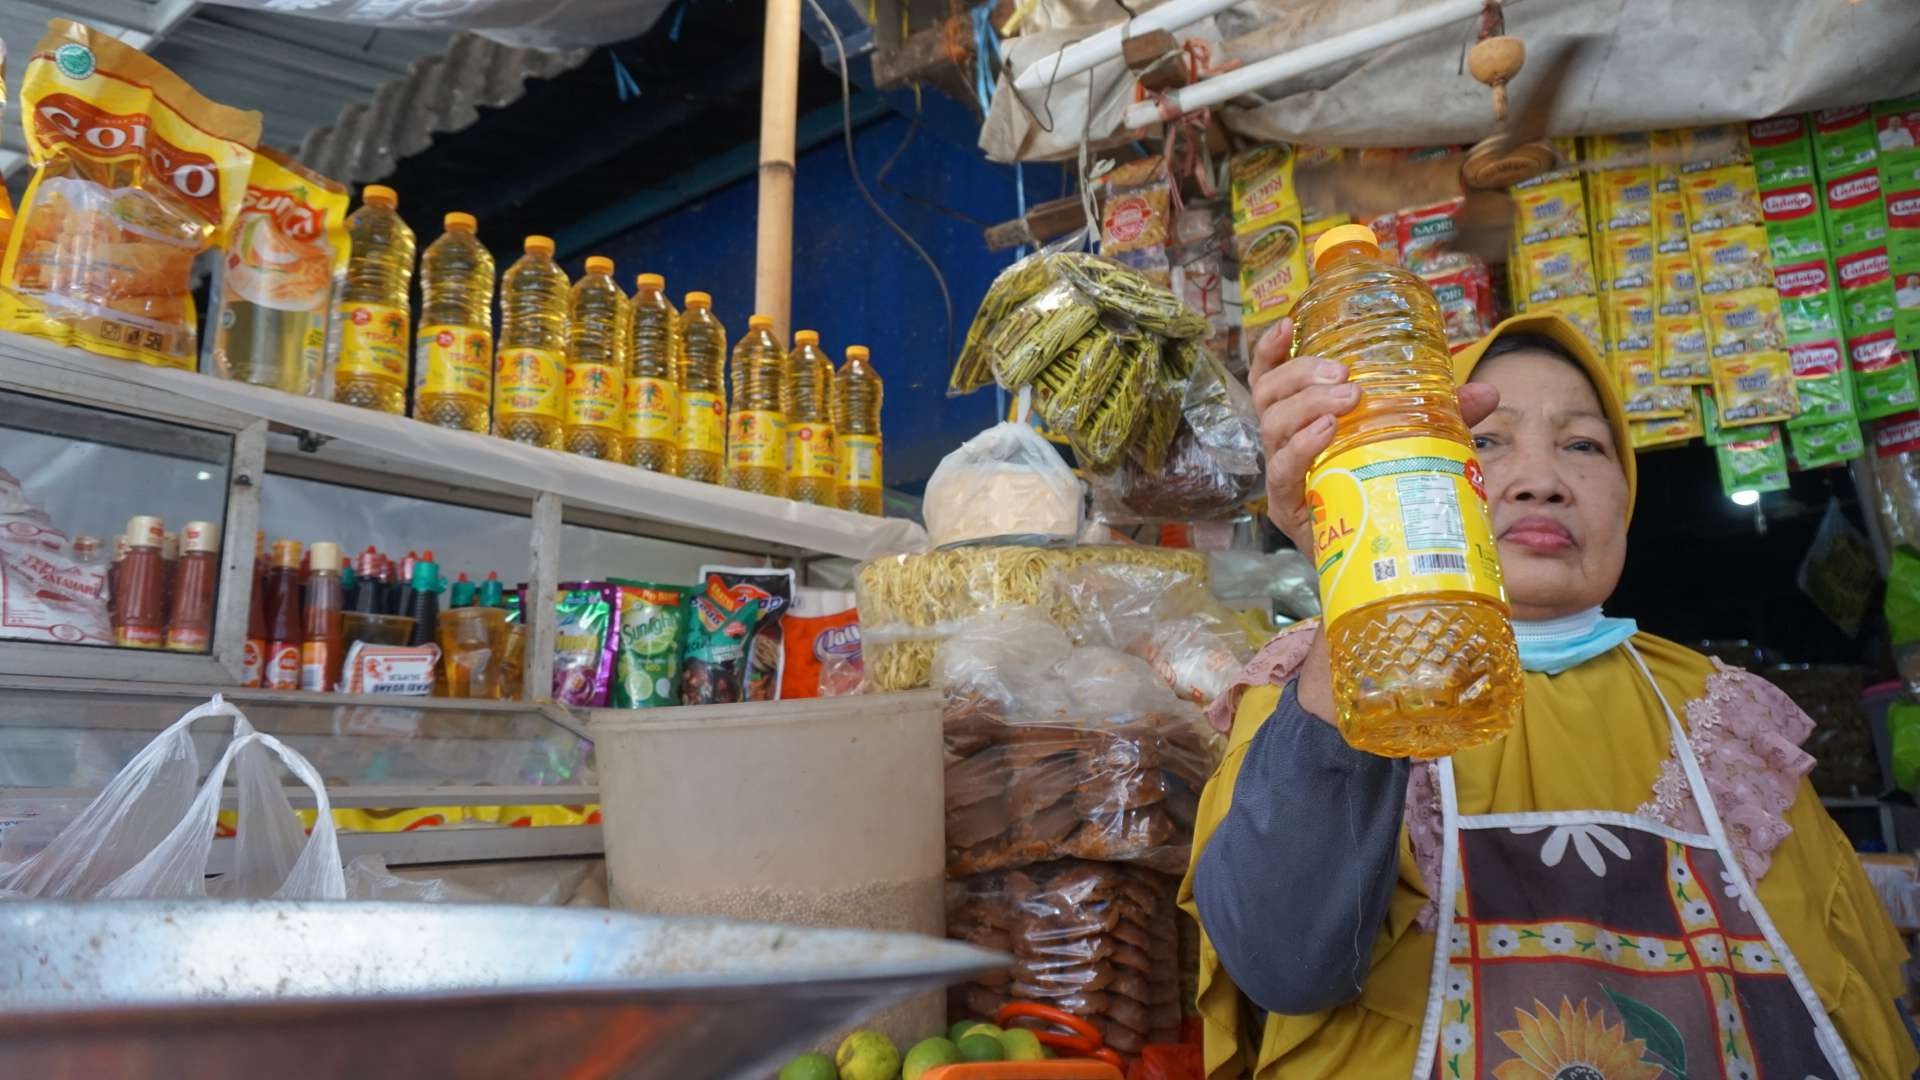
left=332, top=185, right=415, bottom=413
left=727, top=314, right=789, bottom=497
left=624, top=273, right=680, bottom=473
left=565, top=256, right=629, bottom=460
left=784, top=329, right=837, bottom=506
left=676, top=291, right=728, bottom=484
left=413, top=212, right=496, bottom=433
left=493, top=235, right=569, bottom=449
left=1290, top=223, right=1521, bottom=757
left=832, top=344, right=884, bottom=515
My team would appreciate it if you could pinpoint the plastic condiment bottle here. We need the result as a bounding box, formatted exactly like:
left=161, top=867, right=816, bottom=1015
left=262, top=540, right=305, bottom=690
left=479, top=571, right=507, bottom=609
left=161, top=531, right=180, bottom=615
left=243, top=560, right=267, bottom=687
left=414, top=212, right=497, bottom=432
left=727, top=314, right=789, bottom=497
left=341, top=563, right=359, bottom=611
left=624, top=273, right=680, bottom=473
left=350, top=546, right=383, bottom=614
left=564, top=255, right=629, bottom=460
left=450, top=572, right=477, bottom=609
left=404, top=553, right=443, bottom=649
left=333, top=184, right=416, bottom=414
left=494, top=234, right=570, bottom=449
left=832, top=344, right=885, bottom=515
left=72, top=534, right=104, bottom=566
left=165, top=521, right=221, bottom=652
left=108, top=535, right=129, bottom=632
left=784, top=329, right=837, bottom=506
left=300, top=542, right=346, bottom=692
left=676, top=291, right=728, bottom=484
left=1291, top=223, right=1521, bottom=757
left=113, top=516, right=167, bottom=649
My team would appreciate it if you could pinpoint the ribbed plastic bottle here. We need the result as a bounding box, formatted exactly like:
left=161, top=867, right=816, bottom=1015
left=676, top=292, right=728, bottom=484
left=492, top=235, right=569, bottom=449
left=413, top=212, right=496, bottom=432
left=1291, top=223, right=1520, bottom=758
left=624, top=273, right=680, bottom=473
left=784, top=329, right=837, bottom=506
left=727, top=314, right=789, bottom=497
left=832, top=344, right=884, bottom=515
left=332, top=185, right=415, bottom=414
left=565, top=256, right=629, bottom=460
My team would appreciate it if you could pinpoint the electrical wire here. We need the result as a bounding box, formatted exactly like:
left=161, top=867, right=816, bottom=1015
left=803, top=0, right=956, bottom=370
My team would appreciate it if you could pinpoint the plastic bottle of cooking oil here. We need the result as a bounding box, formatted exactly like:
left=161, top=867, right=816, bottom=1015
left=332, top=185, right=415, bottom=414
left=784, top=329, right=837, bottom=506
left=493, top=235, right=569, bottom=449
left=727, top=314, right=789, bottom=497
left=564, top=256, right=628, bottom=460
left=624, top=273, right=679, bottom=473
left=1291, top=223, right=1520, bottom=758
left=413, top=212, right=496, bottom=432
left=676, top=292, right=728, bottom=484
left=832, top=344, right=884, bottom=515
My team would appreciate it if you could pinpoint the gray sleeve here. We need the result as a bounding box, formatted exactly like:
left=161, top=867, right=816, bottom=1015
left=1191, top=681, right=1410, bottom=1017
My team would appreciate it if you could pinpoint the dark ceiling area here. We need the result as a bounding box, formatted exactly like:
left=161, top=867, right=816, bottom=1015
left=382, top=0, right=846, bottom=257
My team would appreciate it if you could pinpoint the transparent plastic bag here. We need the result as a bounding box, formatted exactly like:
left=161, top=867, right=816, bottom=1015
left=1055, top=563, right=1252, bottom=706
left=1207, top=549, right=1321, bottom=620
left=923, top=422, right=1084, bottom=547
left=952, top=229, right=1091, bottom=397
left=1085, top=351, right=1262, bottom=523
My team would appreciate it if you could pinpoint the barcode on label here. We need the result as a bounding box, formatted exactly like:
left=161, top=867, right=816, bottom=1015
left=1410, top=552, right=1468, bottom=575
left=1372, top=558, right=1398, bottom=583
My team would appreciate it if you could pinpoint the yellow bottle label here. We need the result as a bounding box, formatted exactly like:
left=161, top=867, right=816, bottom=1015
left=336, top=302, right=411, bottom=381
left=729, top=409, right=788, bottom=470
left=839, top=434, right=883, bottom=491
left=789, top=422, right=837, bottom=479
left=416, top=324, right=494, bottom=399
left=494, top=347, right=564, bottom=419
left=565, top=363, right=623, bottom=429
left=680, top=390, right=726, bottom=455
left=1305, top=435, right=1505, bottom=624
left=626, top=377, right=679, bottom=441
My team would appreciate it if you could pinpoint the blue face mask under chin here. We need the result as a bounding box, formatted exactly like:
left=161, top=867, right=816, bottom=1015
left=1512, top=606, right=1638, bottom=674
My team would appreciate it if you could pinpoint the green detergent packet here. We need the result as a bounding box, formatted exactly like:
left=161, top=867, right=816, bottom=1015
left=1787, top=417, right=1863, bottom=470
left=609, top=580, right=690, bottom=709
left=1715, top=425, right=1789, bottom=497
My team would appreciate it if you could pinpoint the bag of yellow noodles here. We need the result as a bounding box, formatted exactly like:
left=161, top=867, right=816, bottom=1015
left=0, top=20, right=260, bottom=369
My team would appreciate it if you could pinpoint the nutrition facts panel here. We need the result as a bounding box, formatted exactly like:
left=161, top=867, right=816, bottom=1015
left=1395, top=474, right=1467, bottom=551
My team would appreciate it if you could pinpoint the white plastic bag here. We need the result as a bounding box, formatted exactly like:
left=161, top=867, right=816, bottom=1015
left=0, top=695, right=345, bottom=901
left=923, top=421, right=1084, bottom=547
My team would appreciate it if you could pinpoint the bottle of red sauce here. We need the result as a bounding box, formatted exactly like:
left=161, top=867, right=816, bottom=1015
left=242, top=532, right=267, bottom=686
left=300, top=542, right=345, bottom=693
left=114, top=516, right=167, bottom=649
left=262, top=540, right=304, bottom=690
left=108, top=534, right=130, bottom=634
left=164, top=521, right=221, bottom=652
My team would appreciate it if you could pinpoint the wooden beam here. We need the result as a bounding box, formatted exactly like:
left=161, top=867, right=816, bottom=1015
left=984, top=195, right=1089, bottom=252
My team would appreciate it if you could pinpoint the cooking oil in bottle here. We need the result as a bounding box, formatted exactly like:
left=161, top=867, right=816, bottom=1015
left=784, top=329, right=837, bottom=506
left=676, top=292, right=727, bottom=485
left=727, top=314, right=789, bottom=497
left=413, top=212, right=496, bottom=433
left=1291, top=223, right=1520, bottom=757
left=332, top=185, right=415, bottom=413
left=832, top=344, right=884, bottom=515
left=493, top=235, right=569, bottom=449
left=624, top=273, right=679, bottom=473
left=564, top=256, right=628, bottom=460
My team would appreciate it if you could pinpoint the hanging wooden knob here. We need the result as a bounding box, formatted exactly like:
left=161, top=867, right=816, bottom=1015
left=1468, top=36, right=1525, bottom=122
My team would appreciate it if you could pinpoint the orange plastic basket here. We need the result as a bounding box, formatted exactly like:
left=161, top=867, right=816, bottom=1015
left=920, top=1064, right=1125, bottom=1080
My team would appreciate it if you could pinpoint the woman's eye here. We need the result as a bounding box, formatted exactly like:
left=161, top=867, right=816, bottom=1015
left=1567, top=439, right=1603, bottom=454
left=1472, top=435, right=1495, bottom=451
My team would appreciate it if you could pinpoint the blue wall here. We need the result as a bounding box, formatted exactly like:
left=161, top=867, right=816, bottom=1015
left=591, top=99, right=1067, bottom=494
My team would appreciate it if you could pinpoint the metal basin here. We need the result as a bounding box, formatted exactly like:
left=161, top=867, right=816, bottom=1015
left=0, top=901, right=1005, bottom=1079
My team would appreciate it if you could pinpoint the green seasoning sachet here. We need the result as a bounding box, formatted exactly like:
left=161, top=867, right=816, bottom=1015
left=610, top=580, right=689, bottom=708
left=1850, top=329, right=1920, bottom=419
left=1715, top=425, right=1789, bottom=497
left=1788, top=417, right=1863, bottom=470
left=680, top=581, right=761, bottom=706
left=1786, top=339, right=1855, bottom=427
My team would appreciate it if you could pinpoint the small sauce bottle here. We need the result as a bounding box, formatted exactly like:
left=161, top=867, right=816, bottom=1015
left=262, top=540, right=305, bottom=690
left=108, top=535, right=129, bottom=633
left=161, top=531, right=180, bottom=618
left=113, top=516, right=167, bottom=649
left=165, top=521, right=221, bottom=652
left=300, top=542, right=346, bottom=692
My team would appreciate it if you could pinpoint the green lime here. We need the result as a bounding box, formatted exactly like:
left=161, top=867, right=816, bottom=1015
left=998, top=1028, right=1046, bottom=1061
left=946, top=1020, right=977, bottom=1045
left=956, top=1034, right=1005, bottom=1063
left=957, top=1023, right=1002, bottom=1042
left=902, top=1036, right=961, bottom=1080
left=834, top=1031, right=900, bottom=1080
left=779, top=1051, right=838, bottom=1080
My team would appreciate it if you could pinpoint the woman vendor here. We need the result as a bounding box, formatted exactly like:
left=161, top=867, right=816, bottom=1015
left=1183, top=312, right=1915, bottom=1079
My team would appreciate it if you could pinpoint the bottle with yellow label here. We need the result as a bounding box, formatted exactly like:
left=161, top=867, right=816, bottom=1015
left=676, top=292, right=728, bottom=484
left=565, top=256, right=628, bottom=460
left=727, top=314, right=789, bottom=497
left=625, top=273, right=679, bottom=473
left=413, top=212, right=496, bottom=433
left=784, top=329, right=837, bottom=506
left=493, top=235, right=569, bottom=449
left=1292, top=223, right=1520, bottom=758
left=332, top=185, right=415, bottom=414
left=832, top=344, right=885, bottom=515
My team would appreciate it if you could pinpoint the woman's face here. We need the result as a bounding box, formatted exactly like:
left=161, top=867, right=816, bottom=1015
left=1467, top=348, right=1631, bottom=621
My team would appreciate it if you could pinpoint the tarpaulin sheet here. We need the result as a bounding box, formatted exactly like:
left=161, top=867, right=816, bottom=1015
left=197, top=0, right=673, bottom=50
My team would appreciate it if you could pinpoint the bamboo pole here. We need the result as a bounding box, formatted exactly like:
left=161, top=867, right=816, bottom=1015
left=755, top=0, right=802, bottom=340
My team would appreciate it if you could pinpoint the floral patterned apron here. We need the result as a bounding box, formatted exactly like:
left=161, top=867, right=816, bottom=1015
left=1412, top=644, right=1857, bottom=1080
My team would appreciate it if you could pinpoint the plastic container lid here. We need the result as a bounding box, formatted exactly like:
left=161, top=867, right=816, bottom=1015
left=479, top=571, right=506, bottom=608
left=410, top=555, right=444, bottom=593
left=1311, top=222, right=1380, bottom=268
left=270, top=539, right=303, bottom=569
left=450, top=574, right=478, bottom=608
left=524, top=235, right=555, bottom=255
left=846, top=345, right=870, bottom=361
left=793, top=330, right=819, bottom=346
left=181, top=521, right=221, bottom=553
left=748, top=314, right=773, bottom=330
left=161, top=533, right=179, bottom=559
left=586, top=256, right=614, bottom=275
left=124, top=515, right=165, bottom=547
left=444, top=211, right=477, bottom=231
left=362, top=184, right=398, bottom=208
left=636, top=272, right=665, bottom=289
left=685, top=291, right=712, bottom=308
left=309, top=541, right=343, bottom=572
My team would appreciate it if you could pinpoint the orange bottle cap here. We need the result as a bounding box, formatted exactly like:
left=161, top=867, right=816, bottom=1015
left=309, top=541, right=343, bottom=572
left=362, top=184, right=398, bottom=208
left=124, top=515, right=165, bottom=546
left=685, top=291, right=712, bottom=308
left=271, top=539, right=303, bottom=568
left=585, top=255, right=614, bottom=275
left=636, top=272, right=665, bottom=289
left=524, top=235, right=555, bottom=255
left=444, top=211, right=477, bottom=231
left=748, top=314, right=774, bottom=330
left=181, top=521, right=221, bottom=553
left=1311, top=223, right=1380, bottom=269
left=794, top=329, right=820, bottom=346
left=846, top=345, right=870, bottom=361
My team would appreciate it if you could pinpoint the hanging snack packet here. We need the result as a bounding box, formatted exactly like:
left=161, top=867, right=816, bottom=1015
left=1760, top=183, right=1827, bottom=264
left=1517, top=236, right=1595, bottom=305
left=1704, top=288, right=1786, bottom=357
left=1700, top=387, right=1730, bottom=445
left=1748, top=116, right=1817, bottom=190
left=1098, top=157, right=1173, bottom=280
left=1395, top=198, right=1473, bottom=275
left=1823, top=168, right=1887, bottom=256
left=1786, top=339, right=1854, bottom=426
left=1629, top=391, right=1702, bottom=450
left=1655, top=312, right=1711, bottom=385
left=1603, top=288, right=1656, bottom=353
left=1788, top=417, right=1864, bottom=470
left=1774, top=259, right=1845, bottom=343
left=1227, top=144, right=1300, bottom=230
left=780, top=600, right=862, bottom=700
left=1537, top=295, right=1605, bottom=354
left=1672, top=125, right=1750, bottom=173
left=206, top=147, right=349, bottom=396
left=1811, top=106, right=1878, bottom=178
left=1836, top=247, right=1896, bottom=332
left=1656, top=249, right=1700, bottom=315
left=698, top=565, right=795, bottom=702
left=552, top=583, right=617, bottom=707
left=1596, top=228, right=1655, bottom=291
left=1693, top=225, right=1773, bottom=295
left=1617, top=352, right=1690, bottom=419
left=1655, top=188, right=1691, bottom=252
left=1712, top=350, right=1797, bottom=426
left=1513, top=178, right=1588, bottom=242
left=680, top=579, right=761, bottom=707
left=0, top=20, right=261, bottom=368
left=1583, top=132, right=1651, bottom=171
left=1716, top=426, right=1790, bottom=497
left=1850, top=329, right=1920, bottom=420
left=610, top=581, right=689, bottom=709
left=1235, top=216, right=1307, bottom=328
left=1425, top=264, right=1497, bottom=349
left=1593, top=168, right=1655, bottom=231
left=1683, top=165, right=1762, bottom=233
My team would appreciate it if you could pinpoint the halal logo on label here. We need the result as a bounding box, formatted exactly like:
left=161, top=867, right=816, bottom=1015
left=54, top=43, right=95, bottom=80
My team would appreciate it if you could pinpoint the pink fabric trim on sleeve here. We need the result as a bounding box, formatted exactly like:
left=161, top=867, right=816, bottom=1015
left=1204, top=620, right=1319, bottom=734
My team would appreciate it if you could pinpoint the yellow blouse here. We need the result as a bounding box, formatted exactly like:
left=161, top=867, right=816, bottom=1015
left=1180, top=633, right=1916, bottom=1078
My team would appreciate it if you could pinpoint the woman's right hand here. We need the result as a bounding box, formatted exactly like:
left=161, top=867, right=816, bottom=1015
left=1249, top=317, right=1360, bottom=554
